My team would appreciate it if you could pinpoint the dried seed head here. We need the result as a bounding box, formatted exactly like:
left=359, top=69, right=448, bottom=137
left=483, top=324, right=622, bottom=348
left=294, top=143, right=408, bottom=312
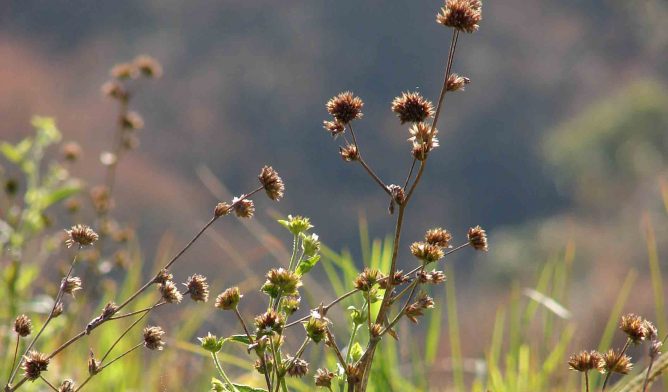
left=391, top=92, right=435, bottom=124
left=467, top=226, right=488, bottom=251
left=121, top=111, right=144, bottom=130
left=286, top=357, right=309, bottom=378
left=101, top=80, right=128, bottom=100
left=417, top=292, right=435, bottom=309
left=643, top=320, right=658, bottom=340
left=61, top=142, right=82, bottom=162
left=262, top=268, right=303, bottom=298
left=199, top=332, right=224, bottom=353
left=215, top=287, right=242, bottom=310
left=282, top=296, right=301, bottom=316
left=314, top=368, right=335, bottom=388
left=650, top=340, right=663, bottom=359
left=254, top=310, right=285, bottom=337
left=214, top=202, right=231, bottom=217
left=90, top=185, right=113, bottom=214
left=88, top=351, right=100, bottom=375
left=185, top=274, right=209, bottom=302
left=143, top=326, right=166, bottom=350
left=58, top=379, right=75, bottom=392
left=425, top=228, right=452, bottom=248
left=346, top=364, right=362, bottom=384
left=405, top=303, right=425, bottom=323
left=436, top=0, right=482, bottom=33
left=52, top=302, right=64, bottom=318
left=22, top=351, right=49, bottom=380
left=255, top=358, right=274, bottom=374
left=428, top=270, right=447, bottom=284
left=339, top=144, right=359, bottom=162
left=110, top=62, right=138, bottom=80
left=134, top=55, right=163, bottom=78
left=445, top=73, right=471, bottom=92
left=601, top=349, right=633, bottom=375
left=304, top=317, right=328, bottom=343
left=259, top=166, right=285, bottom=201
left=620, top=313, right=648, bottom=344
left=326, top=91, right=363, bottom=124
left=410, top=241, right=445, bottom=263
left=568, top=351, right=604, bottom=372
left=408, top=122, right=438, bottom=145
left=378, top=270, right=409, bottom=290
left=387, top=184, right=405, bottom=205
left=65, top=224, right=99, bottom=248
left=232, top=197, right=255, bottom=218
left=159, top=281, right=183, bottom=304
left=153, top=269, right=173, bottom=285
left=353, top=268, right=381, bottom=292
left=370, top=323, right=383, bottom=338
left=61, top=276, right=82, bottom=297
left=323, top=120, right=345, bottom=138
left=101, top=302, right=118, bottom=319
left=14, top=314, right=32, bottom=337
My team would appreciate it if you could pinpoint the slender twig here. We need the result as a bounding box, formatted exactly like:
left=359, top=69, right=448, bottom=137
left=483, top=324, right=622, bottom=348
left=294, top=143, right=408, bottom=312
left=211, top=352, right=238, bottom=392
left=602, top=338, right=631, bottom=391
left=109, top=302, right=166, bottom=320
left=585, top=371, right=590, bottom=392
left=346, top=123, right=391, bottom=197
left=39, top=376, right=58, bottom=392
left=402, top=158, right=417, bottom=190
left=234, top=308, right=272, bottom=391
left=327, top=330, right=348, bottom=369
left=5, top=335, right=19, bottom=388
left=100, top=298, right=160, bottom=363
left=642, top=355, right=656, bottom=392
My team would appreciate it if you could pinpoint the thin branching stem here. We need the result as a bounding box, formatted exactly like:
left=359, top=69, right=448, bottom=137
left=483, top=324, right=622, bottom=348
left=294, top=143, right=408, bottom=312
left=39, top=376, right=58, bottom=392
left=5, top=336, right=19, bottom=388
left=99, top=298, right=161, bottom=363
left=347, top=123, right=391, bottom=197
left=602, top=338, right=631, bottom=391
left=234, top=308, right=273, bottom=391
left=75, top=342, right=144, bottom=392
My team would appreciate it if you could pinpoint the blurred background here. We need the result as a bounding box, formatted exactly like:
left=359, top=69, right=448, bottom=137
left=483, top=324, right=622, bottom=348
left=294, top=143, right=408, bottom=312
left=1, top=0, right=667, bottom=390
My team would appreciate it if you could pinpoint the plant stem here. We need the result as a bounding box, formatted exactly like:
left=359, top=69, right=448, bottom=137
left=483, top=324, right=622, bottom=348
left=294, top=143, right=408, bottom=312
left=212, top=352, right=238, bottom=392
left=642, top=357, right=655, bottom=392
left=585, top=371, right=590, bottom=392
left=601, top=338, right=631, bottom=391
left=75, top=342, right=143, bottom=392
left=5, top=336, right=19, bottom=388
left=100, top=299, right=159, bottom=363
left=345, top=325, right=360, bottom=365
left=39, top=376, right=58, bottom=392
left=346, top=123, right=391, bottom=197
left=234, top=308, right=273, bottom=391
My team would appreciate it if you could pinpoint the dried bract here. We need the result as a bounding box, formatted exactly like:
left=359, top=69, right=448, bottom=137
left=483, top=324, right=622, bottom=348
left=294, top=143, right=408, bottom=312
left=326, top=91, right=363, bottom=124
left=14, top=314, right=32, bottom=337
left=259, top=166, right=285, bottom=201
left=391, top=91, right=434, bottom=124
left=467, top=225, right=488, bottom=251
left=22, top=351, right=49, bottom=380
left=436, top=0, right=482, bottom=33
left=143, top=326, right=166, bottom=350
left=215, top=287, right=242, bottom=310
left=185, top=274, right=209, bottom=302
left=65, top=224, right=99, bottom=248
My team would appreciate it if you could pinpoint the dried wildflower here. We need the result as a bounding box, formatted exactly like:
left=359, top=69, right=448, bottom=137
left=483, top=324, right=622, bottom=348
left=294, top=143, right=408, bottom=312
left=61, top=142, right=82, bottom=162
left=58, top=379, right=75, bottom=392
left=323, top=120, right=345, bottom=137
left=65, top=224, right=99, bottom=248
left=425, top=228, right=452, bottom=248
left=379, top=271, right=409, bottom=290
left=143, top=326, right=166, bottom=350
left=601, top=349, right=632, bottom=375
left=287, top=357, right=309, bottom=378
left=153, top=269, right=173, bottom=285
left=214, top=202, right=231, bottom=217
left=445, top=73, right=471, bottom=92
left=255, top=310, right=285, bottom=336
left=121, top=111, right=144, bottom=130
left=304, top=317, right=328, bottom=343
left=436, top=0, right=482, bottom=33
left=279, top=215, right=313, bottom=235
left=643, top=319, right=658, bottom=340
left=111, top=63, right=138, bottom=79
left=391, top=91, right=434, bottom=124
left=199, top=332, right=224, bottom=353
left=185, top=274, right=209, bottom=302
left=88, top=351, right=100, bottom=375
left=370, top=323, right=383, bottom=338
left=620, top=313, right=647, bottom=344
left=408, top=122, right=437, bottom=144
left=339, top=144, right=359, bottom=161
left=314, top=368, right=335, bottom=388
left=467, top=226, right=488, bottom=251
left=215, top=287, right=242, bottom=310
left=262, top=268, right=303, bottom=298
left=90, top=185, right=114, bottom=214
left=405, top=303, right=425, bottom=323
left=255, top=358, right=274, bottom=374
left=346, top=364, right=362, bottom=384
left=326, top=91, right=363, bottom=124
left=101, top=80, right=127, bottom=100
left=353, top=268, right=381, bottom=292
left=52, top=301, right=64, bottom=318
left=159, top=281, right=183, bottom=304
left=282, top=296, right=301, bottom=316
left=134, top=55, right=163, bottom=78
left=101, top=302, right=118, bottom=319
left=14, top=314, right=32, bottom=337
left=232, top=197, right=255, bottom=218
left=410, top=241, right=445, bottom=263
left=258, top=166, right=285, bottom=201
left=22, top=351, right=49, bottom=380
left=650, top=340, right=663, bottom=359
left=61, top=276, right=82, bottom=296
left=417, top=292, right=435, bottom=309
left=429, top=270, right=447, bottom=284
left=568, top=350, right=603, bottom=372
left=388, top=184, right=405, bottom=205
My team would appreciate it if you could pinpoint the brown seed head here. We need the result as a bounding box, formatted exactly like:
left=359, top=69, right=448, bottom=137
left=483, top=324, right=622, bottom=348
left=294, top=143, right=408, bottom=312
left=14, top=314, right=32, bottom=337
left=379, top=270, right=409, bottom=290
left=262, top=268, right=303, bottom=298
left=387, top=184, right=405, bottom=205
left=467, top=226, right=488, bottom=251
left=286, top=357, right=309, bottom=378
left=323, top=120, right=345, bottom=138
left=568, top=350, right=603, bottom=372
left=159, top=281, right=183, bottom=304
left=215, top=287, right=242, bottom=310
left=405, top=303, right=425, bottom=323
left=410, top=241, right=445, bottom=263
left=22, top=351, right=49, bottom=380
left=314, top=368, right=335, bottom=388
left=214, top=202, right=231, bottom=217
left=110, top=62, right=138, bottom=80
left=370, top=323, right=383, bottom=338
left=134, top=55, right=163, bottom=78
left=254, top=358, right=274, bottom=375
left=425, top=228, right=452, bottom=247
left=58, top=379, right=75, bottom=392
left=445, top=73, right=471, bottom=92
left=62, top=276, right=82, bottom=296
left=88, top=351, right=100, bottom=375
left=339, top=144, right=359, bottom=162
left=61, top=142, right=82, bottom=162
left=52, top=301, right=64, bottom=318
left=65, top=224, right=99, bottom=248
left=254, top=310, right=285, bottom=336
left=326, top=91, right=363, bottom=124
left=601, top=349, right=633, bottom=375
left=153, top=269, right=173, bottom=285
left=101, top=80, right=128, bottom=100
left=436, top=0, right=482, bottom=33
left=121, top=111, right=144, bottom=130
left=649, top=340, right=663, bottom=359
left=391, top=91, right=435, bottom=124
left=101, top=302, right=118, bottom=319
left=232, top=197, right=255, bottom=218
left=620, top=313, right=648, bottom=344
left=259, top=166, right=285, bottom=201
left=643, top=319, right=658, bottom=340
left=417, top=292, right=435, bottom=309
left=353, top=268, right=381, bottom=292
left=185, top=274, right=209, bottom=302
left=428, top=270, right=447, bottom=284
left=143, top=326, right=166, bottom=350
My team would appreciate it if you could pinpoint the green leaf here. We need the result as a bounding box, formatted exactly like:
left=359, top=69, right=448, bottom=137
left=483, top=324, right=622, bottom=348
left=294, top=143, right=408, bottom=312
left=227, top=384, right=266, bottom=392
left=226, top=334, right=251, bottom=345
left=350, top=342, right=363, bottom=363
left=295, top=254, right=320, bottom=276
left=0, top=138, right=32, bottom=164
left=32, top=116, right=61, bottom=147
left=42, top=183, right=81, bottom=208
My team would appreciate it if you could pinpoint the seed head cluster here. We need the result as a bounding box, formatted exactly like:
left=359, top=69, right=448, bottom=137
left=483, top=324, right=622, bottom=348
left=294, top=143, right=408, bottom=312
left=567, top=350, right=603, bottom=373
left=215, top=287, right=242, bottom=310
left=22, top=351, right=50, bottom=380
left=436, top=0, right=482, bottom=33
left=143, top=326, right=166, bottom=350
left=286, top=357, right=309, bottom=378
left=159, top=281, right=183, bottom=304
left=391, top=92, right=434, bottom=124
left=467, top=225, right=488, bottom=251
left=14, top=314, right=32, bottom=337
left=258, top=166, right=285, bottom=201
left=185, top=274, right=209, bottom=302
left=232, top=196, right=255, bottom=218
left=326, top=92, right=364, bottom=124
left=65, top=224, right=99, bottom=248
left=410, top=242, right=445, bottom=263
